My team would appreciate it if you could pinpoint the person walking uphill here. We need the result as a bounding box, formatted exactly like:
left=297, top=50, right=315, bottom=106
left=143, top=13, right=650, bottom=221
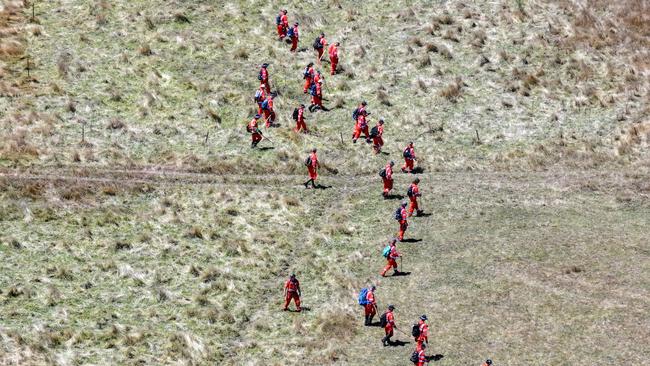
left=276, top=9, right=288, bottom=40
left=407, top=178, right=423, bottom=217
left=371, top=119, right=385, bottom=154
left=260, top=94, right=276, bottom=127
left=402, top=141, right=417, bottom=173
left=246, top=115, right=264, bottom=148
left=288, top=22, right=299, bottom=52
left=381, top=238, right=402, bottom=277
left=395, top=202, right=409, bottom=241
left=380, top=161, right=394, bottom=198
left=410, top=343, right=429, bottom=366
left=381, top=304, right=398, bottom=346
left=308, top=80, right=324, bottom=112
left=293, top=104, right=308, bottom=133
left=254, top=84, right=266, bottom=115
left=359, top=285, right=377, bottom=326
left=303, top=148, right=320, bottom=189
left=413, top=315, right=429, bottom=351
left=313, top=32, right=327, bottom=65
left=328, top=41, right=340, bottom=75
left=258, top=63, right=271, bottom=93
left=303, top=62, right=315, bottom=94
left=283, top=274, right=301, bottom=312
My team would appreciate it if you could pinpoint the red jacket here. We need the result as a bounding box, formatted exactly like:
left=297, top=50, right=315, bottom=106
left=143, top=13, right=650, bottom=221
left=384, top=164, right=393, bottom=180
left=386, top=310, right=395, bottom=327
left=285, top=278, right=300, bottom=293
left=280, top=14, right=288, bottom=27
left=388, top=245, right=400, bottom=260
left=292, top=25, right=299, bottom=39
left=418, top=320, right=429, bottom=342
left=297, top=107, right=305, bottom=122
left=366, top=290, right=376, bottom=305
left=260, top=68, right=268, bottom=81
left=409, top=183, right=420, bottom=198
left=248, top=119, right=259, bottom=133
left=404, top=146, right=415, bottom=160
left=314, top=83, right=322, bottom=97
left=309, top=152, right=319, bottom=168
left=328, top=44, right=338, bottom=58
left=399, top=207, right=408, bottom=222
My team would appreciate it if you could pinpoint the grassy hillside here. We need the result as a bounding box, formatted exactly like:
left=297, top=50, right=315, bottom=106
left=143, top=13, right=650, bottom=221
left=1, top=0, right=649, bottom=365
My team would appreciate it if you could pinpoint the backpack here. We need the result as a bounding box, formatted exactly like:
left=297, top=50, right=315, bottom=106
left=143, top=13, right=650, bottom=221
left=258, top=70, right=263, bottom=81
left=379, top=168, right=386, bottom=178
left=379, top=312, right=388, bottom=328
left=246, top=124, right=254, bottom=133
left=292, top=108, right=299, bottom=121
left=287, top=27, right=295, bottom=38
left=313, top=37, right=323, bottom=49
left=352, top=108, right=359, bottom=121
left=304, top=156, right=312, bottom=166
left=303, top=67, right=311, bottom=79
left=394, top=207, right=402, bottom=220
left=254, top=90, right=264, bottom=103
left=358, top=288, right=369, bottom=306
left=261, top=99, right=270, bottom=110
left=370, top=126, right=379, bottom=137
left=412, top=323, right=421, bottom=337
left=276, top=15, right=281, bottom=25
left=407, top=186, right=414, bottom=197
left=409, top=351, right=419, bottom=364
left=403, top=148, right=412, bottom=159
left=309, top=84, right=317, bottom=96
left=382, top=245, right=391, bottom=258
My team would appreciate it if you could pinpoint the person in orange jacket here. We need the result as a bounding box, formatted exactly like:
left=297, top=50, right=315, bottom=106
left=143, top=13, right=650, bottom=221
left=302, top=62, right=315, bottom=93
left=381, top=304, right=398, bottom=346
left=381, top=161, right=394, bottom=199
left=371, top=119, right=385, bottom=154
left=254, top=84, right=266, bottom=115
left=380, top=238, right=402, bottom=277
left=261, top=94, right=276, bottom=127
left=247, top=114, right=263, bottom=148
left=364, top=285, right=377, bottom=326
left=414, top=343, right=429, bottom=365
left=313, top=70, right=323, bottom=86
left=396, top=202, right=409, bottom=241
left=352, top=113, right=370, bottom=143
left=289, top=22, right=299, bottom=52
left=303, top=148, right=320, bottom=189
left=402, top=141, right=417, bottom=173
left=481, top=360, right=493, bottom=366
left=415, top=315, right=429, bottom=351
left=328, top=41, right=340, bottom=75
left=308, top=79, right=323, bottom=112
left=283, top=273, right=301, bottom=312
left=276, top=10, right=288, bottom=40
left=313, top=32, right=327, bottom=65
left=294, top=104, right=308, bottom=133
left=407, top=177, right=423, bottom=217
left=258, top=63, right=271, bottom=94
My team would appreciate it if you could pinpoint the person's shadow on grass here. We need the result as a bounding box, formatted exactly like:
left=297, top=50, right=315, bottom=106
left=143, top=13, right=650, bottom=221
left=427, top=354, right=444, bottom=362
left=315, top=184, right=332, bottom=190
left=385, top=194, right=404, bottom=200
left=400, top=238, right=422, bottom=243
left=392, top=271, right=411, bottom=277
left=387, top=339, right=410, bottom=347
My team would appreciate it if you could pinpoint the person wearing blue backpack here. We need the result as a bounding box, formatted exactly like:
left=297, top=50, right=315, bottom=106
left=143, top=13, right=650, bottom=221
left=380, top=238, right=402, bottom=277
left=358, top=285, right=377, bottom=326
left=276, top=9, right=288, bottom=40
left=289, top=22, right=299, bottom=52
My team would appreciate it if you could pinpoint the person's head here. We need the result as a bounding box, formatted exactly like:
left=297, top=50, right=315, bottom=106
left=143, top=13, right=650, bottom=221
left=387, top=304, right=395, bottom=311
left=318, top=79, right=323, bottom=84
left=307, top=62, right=313, bottom=67
left=361, top=101, right=367, bottom=106
left=420, top=314, right=427, bottom=321
left=254, top=114, right=261, bottom=120
left=312, top=148, right=317, bottom=153
left=282, top=9, right=287, bottom=14
left=409, top=141, right=414, bottom=147
left=370, top=285, right=376, bottom=291
left=294, top=22, right=299, bottom=27
left=290, top=273, right=296, bottom=279
left=320, top=32, right=325, bottom=37
left=414, top=178, right=420, bottom=184
left=378, top=119, right=384, bottom=125
left=262, top=63, right=268, bottom=68
left=390, top=238, right=397, bottom=247
left=389, top=161, right=394, bottom=167
left=335, top=42, right=340, bottom=46
left=485, top=360, right=492, bottom=365
left=300, top=104, right=305, bottom=108
left=401, top=201, right=407, bottom=207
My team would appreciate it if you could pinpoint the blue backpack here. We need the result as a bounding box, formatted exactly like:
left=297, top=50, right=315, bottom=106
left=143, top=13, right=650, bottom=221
left=352, top=108, right=359, bottom=121
left=287, top=27, right=295, bottom=38
left=254, top=90, right=264, bottom=103
left=358, top=288, right=369, bottom=305
left=276, top=15, right=281, bottom=25
left=382, top=245, right=391, bottom=258
left=394, top=208, right=402, bottom=221
left=309, top=84, right=317, bottom=96
left=261, top=99, right=270, bottom=110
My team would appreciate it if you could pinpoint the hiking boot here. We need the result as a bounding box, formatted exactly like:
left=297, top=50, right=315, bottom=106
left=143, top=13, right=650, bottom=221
left=393, top=270, right=401, bottom=276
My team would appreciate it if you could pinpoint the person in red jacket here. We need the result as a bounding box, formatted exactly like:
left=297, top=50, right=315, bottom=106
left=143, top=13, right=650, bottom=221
left=294, top=104, right=308, bottom=133
left=396, top=201, right=409, bottom=241
left=304, top=148, right=320, bottom=189
left=276, top=10, right=288, bottom=40
left=380, top=238, right=402, bottom=277
left=381, top=304, right=397, bottom=346
left=254, top=84, right=266, bottom=115
left=372, top=119, right=385, bottom=154
left=481, top=360, right=493, bottom=366
left=328, top=41, right=340, bottom=75
left=314, top=32, right=327, bottom=65
left=308, top=79, right=323, bottom=112
left=289, top=22, right=299, bottom=52
left=283, top=273, right=301, bottom=312
left=357, top=101, right=368, bottom=118
left=247, top=114, right=263, bottom=148
left=415, top=315, right=429, bottom=351
left=352, top=113, right=370, bottom=143
left=261, top=94, right=276, bottom=127
left=407, top=178, right=423, bottom=216
left=381, top=161, right=394, bottom=198
left=259, top=63, right=271, bottom=93
left=313, top=70, right=323, bottom=86
left=303, top=62, right=315, bottom=94
left=415, top=343, right=429, bottom=366
left=402, top=141, right=416, bottom=173
left=364, top=285, right=377, bottom=326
